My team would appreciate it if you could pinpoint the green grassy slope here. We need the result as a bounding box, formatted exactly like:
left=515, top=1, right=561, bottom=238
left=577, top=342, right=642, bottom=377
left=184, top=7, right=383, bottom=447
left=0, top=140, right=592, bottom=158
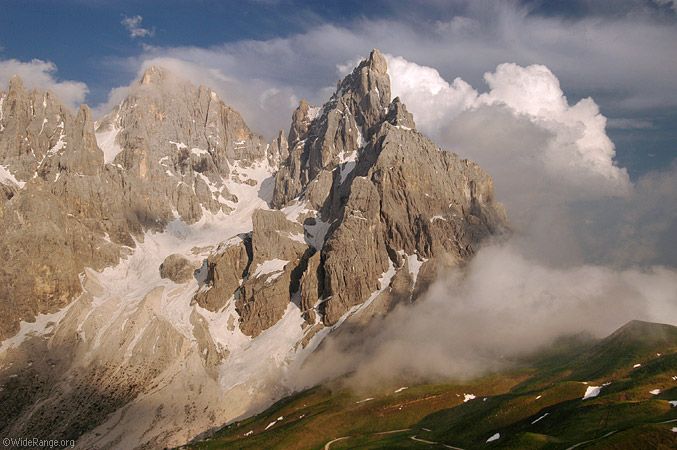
left=179, top=321, right=677, bottom=450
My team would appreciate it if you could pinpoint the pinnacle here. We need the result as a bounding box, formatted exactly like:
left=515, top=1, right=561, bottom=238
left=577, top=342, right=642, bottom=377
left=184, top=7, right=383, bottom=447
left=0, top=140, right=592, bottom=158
left=139, top=65, right=170, bottom=85
left=8, top=74, right=24, bottom=92
left=367, top=48, right=388, bottom=74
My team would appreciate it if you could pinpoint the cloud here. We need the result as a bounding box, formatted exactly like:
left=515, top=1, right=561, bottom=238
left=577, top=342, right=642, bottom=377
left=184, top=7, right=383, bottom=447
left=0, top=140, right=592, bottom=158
left=290, top=56, right=677, bottom=386
left=121, top=15, right=154, bottom=39
left=387, top=55, right=631, bottom=197
left=655, top=0, right=677, bottom=12
left=385, top=56, right=637, bottom=265
left=575, top=161, right=677, bottom=266
left=282, top=29, right=676, bottom=388
left=0, top=58, right=88, bottom=109
left=606, top=118, right=655, bottom=129
left=296, top=242, right=677, bottom=388
left=95, top=3, right=677, bottom=139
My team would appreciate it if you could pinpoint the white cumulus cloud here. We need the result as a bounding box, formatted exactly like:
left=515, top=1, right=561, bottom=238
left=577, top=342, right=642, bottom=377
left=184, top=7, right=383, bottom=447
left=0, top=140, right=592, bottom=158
left=121, top=15, right=154, bottom=39
left=0, top=58, right=88, bottom=109
left=386, top=56, right=630, bottom=250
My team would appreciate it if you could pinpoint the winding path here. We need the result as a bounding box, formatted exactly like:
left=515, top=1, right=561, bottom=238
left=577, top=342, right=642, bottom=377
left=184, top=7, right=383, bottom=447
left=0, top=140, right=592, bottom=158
left=324, top=436, right=350, bottom=450
left=411, top=435, right=465, bottom=449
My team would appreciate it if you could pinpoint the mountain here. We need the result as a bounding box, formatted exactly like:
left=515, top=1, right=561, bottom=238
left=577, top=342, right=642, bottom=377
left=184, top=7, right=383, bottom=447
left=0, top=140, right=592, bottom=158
left=0, top=50, right=506, bottom=448
left=181, top=321, right=677, bottom=449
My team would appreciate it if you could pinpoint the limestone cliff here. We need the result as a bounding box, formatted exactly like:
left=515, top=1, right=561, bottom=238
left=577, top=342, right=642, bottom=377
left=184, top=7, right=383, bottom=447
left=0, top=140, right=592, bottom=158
left=0, top=50, right=507, bottom=449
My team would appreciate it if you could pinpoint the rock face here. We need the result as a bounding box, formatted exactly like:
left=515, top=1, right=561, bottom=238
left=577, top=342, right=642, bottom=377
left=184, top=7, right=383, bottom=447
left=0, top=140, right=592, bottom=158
left=272, top=49, right=390, bottom=208
left=320, top=103, right=504, bottom=324
left=0, top=49, right=508, bottom=449
left=160, top=254, right=197, bottom=283
left=194, top=236, right=252, bottom=311
left=223, top=49, right=507, bottom=332
left=96, top=65, right=274, bottom=224
left=235, top=210, right=308, bottom=336
left=0, top=68, right=283, bottom=341
left=0, top=80, right=122, bottom=341
left=189, top=49, right=506, bottom=337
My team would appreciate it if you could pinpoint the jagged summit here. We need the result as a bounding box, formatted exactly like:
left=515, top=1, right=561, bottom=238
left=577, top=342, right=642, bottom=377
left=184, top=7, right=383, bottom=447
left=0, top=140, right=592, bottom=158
left=272, top=49, right=392, bottom=208
left=213, top=50, right=506, bottom=332
left=385, top=96, right=416, bottom=128
left=0, top=50, right=507, bottom=449
left=139, top=65, right=169, bottom=85
left=334, top=48, right=389, bottom=108
left=8, top=74, right=24, bottom=92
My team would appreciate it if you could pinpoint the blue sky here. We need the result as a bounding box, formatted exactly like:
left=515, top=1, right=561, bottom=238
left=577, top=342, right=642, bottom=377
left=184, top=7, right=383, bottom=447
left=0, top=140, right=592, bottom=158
left=0, top=0, right=391, bottom=100
left=0, top=0, right=675, bottom=177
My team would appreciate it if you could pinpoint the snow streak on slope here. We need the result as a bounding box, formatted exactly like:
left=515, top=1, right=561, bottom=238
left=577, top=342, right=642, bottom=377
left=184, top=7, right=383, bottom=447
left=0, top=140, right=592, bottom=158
left=0, top=164, right=25, bottom=188
left=94, top=111, right=124, bottom=164
left=2, top=154, right=403, bottom=450
left=71, top=160, right=308, bottom=448
left=0, top=159, right=316, bottom=449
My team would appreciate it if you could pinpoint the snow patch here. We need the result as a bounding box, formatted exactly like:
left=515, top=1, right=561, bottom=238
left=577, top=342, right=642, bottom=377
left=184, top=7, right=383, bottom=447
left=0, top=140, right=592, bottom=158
left=307, top=106, right=320, bottom=121
left=0, top=304, right=72, bottom=353
left=169, top=140, right=187, bottom=150
left=337, top=145, right=358, bottom=184
left=287, top=232, right=306, bottom=244
left=95, top=115, right=124, bottom=164
left=406, top=254, right=425, bottom=287
left=582, top=385, right=601, bottom=399
left=304, top=217, right=332, bottom=250
left=0, top=165, right=25, bottom=188
left=48, top=121, right=67, bottom=154
left=463, top=393, right=476, bottom=402
left=486, top=433, right=500, bottom=443
left=252, top=259, right=288, bottom=280
left=394, top=387, right=408, bottom=393
left=356, top=398, right=374, bottom=404
left=339, top=161, right=356, bottom=184
left=282, top=200, right=312, bottom=222
left=39, top=117, right=48, bottom=135
left=531, top=412, right=549, bottom=424
left=650, top=389, right=661, bottom=395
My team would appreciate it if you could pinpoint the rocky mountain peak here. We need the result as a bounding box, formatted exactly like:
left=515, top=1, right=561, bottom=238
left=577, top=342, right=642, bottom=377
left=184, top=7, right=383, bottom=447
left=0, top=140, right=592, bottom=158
left=233, top=50, right=506, bottom=335
left=1, top=50, right=508, bottom=449
left=333, top=47, right=390, bottom=132
left=271, top=48, right=392, bottom=208
left=139, top=65, right=169, bottom=86
left=92, top=65, right=282, bottom=223
left=288, top=99, right=316, bottom=144
left=385, top=97, right=415, bottom=129
left=8, top=74, right=24, bottom=93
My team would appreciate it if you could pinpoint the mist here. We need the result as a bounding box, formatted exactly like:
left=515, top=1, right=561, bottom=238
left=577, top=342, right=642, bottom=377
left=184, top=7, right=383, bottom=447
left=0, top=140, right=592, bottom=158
left=288, top=56, right=677, bottom=390
left=294, top=243, right=677, bottom=389
left=7, top=1, right=670, bottom=390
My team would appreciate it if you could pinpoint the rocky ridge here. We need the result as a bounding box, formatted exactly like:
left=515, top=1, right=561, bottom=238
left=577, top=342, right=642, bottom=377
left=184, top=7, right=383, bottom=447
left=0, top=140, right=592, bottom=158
left=0, top=68, right=281, bottom=340
left=0, top=50, right=507, bottom=449
left=200, top=50, right=506, bottom=337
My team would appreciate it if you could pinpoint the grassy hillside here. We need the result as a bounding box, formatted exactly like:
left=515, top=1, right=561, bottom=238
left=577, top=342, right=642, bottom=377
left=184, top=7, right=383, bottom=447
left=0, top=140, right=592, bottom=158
left=179, top=321, right=677, bottom=449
